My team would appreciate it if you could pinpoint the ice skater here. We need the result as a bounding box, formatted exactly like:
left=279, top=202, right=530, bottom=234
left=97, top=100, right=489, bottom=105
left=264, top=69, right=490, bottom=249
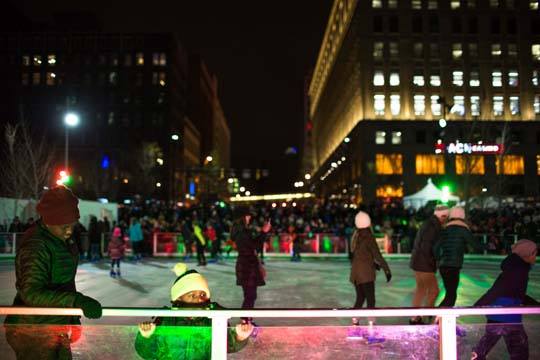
left=349, top=211, right=391, bottom=327
left=471, top=239, right=538, bottom=360
left=409, top=204, right=448, bottom=325
left=108, top=226, right=125, bottom=277
left=434, top=206, right=472, bottom=308
left=135, top=263, right=253, bottom=359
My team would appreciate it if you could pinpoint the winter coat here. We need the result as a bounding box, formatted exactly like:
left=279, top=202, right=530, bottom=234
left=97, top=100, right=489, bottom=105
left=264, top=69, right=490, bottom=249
left=88, top=220, right=101, bottom=245
left=193, top=224, right=206, bottom=246
left=475, top=254, right=539, bottom=323
left=349, top=228, right=390, bottom=285
left=4, top=222, right=81, bottom=326
left=434, top=219, right=473, bottom=269
left=129, top=223, right=144, bottom=242
left=231, top=221, right=267, bottom=287
left=108, top=237, right=125, bottom=260
left=409, top=216, right=442, bottom=273
left=134, top=303, right=248, bottom=360
left=205, top=227, right=217, bottom=242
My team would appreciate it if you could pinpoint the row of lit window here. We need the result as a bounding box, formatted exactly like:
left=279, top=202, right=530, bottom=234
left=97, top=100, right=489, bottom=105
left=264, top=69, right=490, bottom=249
left=373, top=94, right=540, bottom=116
left=373, top=70, right=540, bottom=88
left=21, top=53, right=167, bottom=67
left=373, top=42, right=540, bottom=61
left=21, top=72, right=167, bottom=87
left=372, top=0, right=538, bottom=10
left=375, top=154, right=528, bottom=175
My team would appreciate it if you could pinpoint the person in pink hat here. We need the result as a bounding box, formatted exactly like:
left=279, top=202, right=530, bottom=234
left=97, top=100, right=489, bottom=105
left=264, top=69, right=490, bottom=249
left=108, top=226, right=125, bottom=277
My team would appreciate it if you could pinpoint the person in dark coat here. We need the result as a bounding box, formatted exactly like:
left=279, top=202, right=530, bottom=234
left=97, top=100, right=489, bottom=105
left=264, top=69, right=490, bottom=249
left=472, top=239, right=538, bottom=360
left=8, top=216, right=24, bottom=233
left=349, top=211, right=391, bottom=326
left=231, top=207, right=271, bottom=324
left=409, top=204, right=449, bottom=325
left=87, top=216, right=102, bottom=261
left=181, top=218, right=194, bottom=259
left=434, top=206, right=473, bottom=308
left=72, top=221, right=87, bottom=260
left=4, top=186, right=102, bottom=360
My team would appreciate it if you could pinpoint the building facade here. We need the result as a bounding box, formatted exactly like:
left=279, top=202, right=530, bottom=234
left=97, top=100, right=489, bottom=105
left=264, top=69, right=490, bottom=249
left=305, top=0, right=540, bottom=203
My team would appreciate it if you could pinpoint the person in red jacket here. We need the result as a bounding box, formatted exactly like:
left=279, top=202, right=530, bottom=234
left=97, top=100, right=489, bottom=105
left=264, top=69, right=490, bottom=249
left=108, top=227, right=125, bottom=277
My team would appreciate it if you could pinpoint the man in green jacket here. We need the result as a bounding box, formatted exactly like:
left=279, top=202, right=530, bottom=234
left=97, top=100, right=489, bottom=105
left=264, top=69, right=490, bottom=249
left=4, top=186, right=102, bottom=360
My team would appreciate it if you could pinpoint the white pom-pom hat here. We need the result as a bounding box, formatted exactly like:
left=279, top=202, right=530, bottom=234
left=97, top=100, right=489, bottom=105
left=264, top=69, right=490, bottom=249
left=354, top=211, right=371, bottom=229
left=170, top=263, right=211, bottom=301
left=449, top=206, right=465, bottom=220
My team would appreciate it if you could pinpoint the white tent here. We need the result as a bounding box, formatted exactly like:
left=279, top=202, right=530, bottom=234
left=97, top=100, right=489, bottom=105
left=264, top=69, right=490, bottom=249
left=403, top=178, right=459, bottom=210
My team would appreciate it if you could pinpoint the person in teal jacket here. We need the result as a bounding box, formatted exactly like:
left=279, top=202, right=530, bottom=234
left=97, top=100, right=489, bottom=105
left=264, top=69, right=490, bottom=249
left=128, top=218, right=144, bottom=260
left=434, top=206, right=473, bottom=307
left=135, top=263, right=253, bottom=360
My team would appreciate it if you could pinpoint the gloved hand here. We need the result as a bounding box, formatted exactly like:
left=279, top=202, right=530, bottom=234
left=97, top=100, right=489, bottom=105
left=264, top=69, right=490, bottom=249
left=385, top=270, right=392, bottom=283
left=74, top=295, right=102, bottom=319
left=138, top=321, right=156, bottom=338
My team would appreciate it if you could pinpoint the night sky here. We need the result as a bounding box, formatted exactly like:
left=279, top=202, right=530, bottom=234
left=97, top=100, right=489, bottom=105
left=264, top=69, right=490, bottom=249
left=7, top=1, right=333, bottom=193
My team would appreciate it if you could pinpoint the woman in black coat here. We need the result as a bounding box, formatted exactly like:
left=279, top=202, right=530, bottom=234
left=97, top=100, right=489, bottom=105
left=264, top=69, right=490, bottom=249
left=231, top=207, right=271, bottom=323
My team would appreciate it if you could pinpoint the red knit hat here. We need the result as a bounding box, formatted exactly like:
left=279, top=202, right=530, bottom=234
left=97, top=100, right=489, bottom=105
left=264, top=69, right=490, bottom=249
left=36, top=186, right=80, bottom=225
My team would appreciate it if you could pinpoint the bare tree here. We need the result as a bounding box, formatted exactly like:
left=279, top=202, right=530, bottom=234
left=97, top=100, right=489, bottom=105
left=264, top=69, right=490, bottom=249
left=1, top=120, right=56, bottom=200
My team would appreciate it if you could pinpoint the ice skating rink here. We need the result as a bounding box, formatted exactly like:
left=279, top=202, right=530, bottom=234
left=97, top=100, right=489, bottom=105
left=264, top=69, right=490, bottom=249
left=1, top=257, right=539, bottom=359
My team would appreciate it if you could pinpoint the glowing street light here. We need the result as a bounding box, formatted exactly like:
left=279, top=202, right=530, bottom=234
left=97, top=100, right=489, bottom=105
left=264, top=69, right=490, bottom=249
left=439, top=118, right=447, bottom=128
left=227, top=178, right=234, bottom=184
left=239, top=186, right=246, bottom=192
left=344, top=137, right=350, bottom=143
left=156, top=182, right=162, bottom=188
left=171, top=134, right=180, bottom=141
left=304, top=173, right=311, bottom=180
left=63, top=112, right=79, bottom=170
left=245, top=191, right=251, bottom=196
left=206, top=155, right=213, bottom=163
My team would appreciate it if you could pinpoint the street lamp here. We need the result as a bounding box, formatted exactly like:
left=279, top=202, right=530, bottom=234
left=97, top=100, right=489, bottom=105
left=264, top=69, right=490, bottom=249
left=205, top=155, right=213, bottom=163
left=63, top=113, right=79, bottom=170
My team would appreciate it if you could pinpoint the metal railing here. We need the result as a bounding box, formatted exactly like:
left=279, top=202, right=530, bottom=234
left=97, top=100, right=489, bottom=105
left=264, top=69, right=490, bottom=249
left=1, top=306, right=539, bottom=359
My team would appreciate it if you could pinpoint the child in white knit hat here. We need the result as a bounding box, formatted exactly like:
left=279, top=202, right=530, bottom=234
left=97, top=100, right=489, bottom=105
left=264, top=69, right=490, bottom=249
left=135, top=263, right=253, bottom=360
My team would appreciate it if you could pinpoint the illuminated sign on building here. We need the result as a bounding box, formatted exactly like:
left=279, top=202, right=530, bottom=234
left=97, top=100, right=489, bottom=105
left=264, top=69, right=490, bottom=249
left=435, top=141, right=504, bottom=155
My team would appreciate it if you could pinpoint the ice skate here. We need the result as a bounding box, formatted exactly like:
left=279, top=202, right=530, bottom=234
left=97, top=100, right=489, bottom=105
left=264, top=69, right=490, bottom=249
left=109, top=270, right=116, bottom=278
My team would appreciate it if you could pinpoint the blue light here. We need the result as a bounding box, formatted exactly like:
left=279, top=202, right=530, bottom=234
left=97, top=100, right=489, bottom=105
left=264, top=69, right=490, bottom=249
left=101, top=155, right=110, bottom=169
left=189, top=181, right=196, bottom=196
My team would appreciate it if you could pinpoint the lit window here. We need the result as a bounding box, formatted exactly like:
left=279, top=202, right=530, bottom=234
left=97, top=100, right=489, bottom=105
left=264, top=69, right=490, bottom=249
left=496, top=155, right=524, bottom=175
left=391, top=131, right=402, bottom=144
left=430, top=74, right=441, bottom=86
left=532, top=45, right=540, bottom=61
left=373, top=71, right=385, bottom=86
left=428, top=0, right=438, bottom=9
left=124, top=54, right=132, bottom=66
left=453, top=71, right=464, bottom=86
left=470, top=96, right=481, bottom=116
left=47, top=54, right=56, bottom=66
left=490, top=0, right=499, bottom=8
left=375, top=154, right=403, bottom=175
left=452, top=43, right=463, bottom=59
left=470, top=71, right=480, bottom=87
left=508, top=71, right=519, bottom=87
left=468, top=43, right=478, bottom=58
left=136, top=52, right=144, bottom=66
left=390, top=95, right=401, bottom=115
left=414, top=43, right=423, bottom=57
left=452, top=96, right=465, bottom=116
left=533, top=70, right=540, bottom=86
left=455, top=155, right=485, bottom=174
left=492, top=71, right=502, bottom=87
left=22, top=55, right=30, bottom=66
left=373, top=42, right=384, bottom=60
left=416, top=155, right=445, bottom=174
left=413, top=74, right=425, bottom=86
left=431, top=95, right=442, bottom=116
left=467, top=0, right=476, bottom=8
left=389, top=42, right=399, bottom=58
left=508, top=44, right=517, bottom=58
left=372, top=0, right=382, bottom=8
left=412, top=0, right=421, bottom=9
left=374, top=95, right=385, bottom=115
left=414, top=94, right=426, bottom=115
left=531, top=1, right=539, bottom=10
left=159, top=53, right=167, bottom=66
left=535, top=95, right=540, bottom=114
left=32, top=72, right=40, bottom=85
left=388, top=0, right=398, bottom=8
left=109, top=72, right=118, bottom=85
left=33, top=55, right=42, bottom=66
left=21, top=73, right=29, bottom=85
left=376, top=185, right=404, bottom=198
left=510, top=96, right=520, bottom=115
left=375, top=131, right=386, bottom=144
left=537, top=155, right=540, bottom=175
left=493, top=96, right=504, bottom=116
left=153, top=53, right=160, bottom=66
left=159, top=72, right=166, bottom=86
left=491, top=44, right=502, bottom=57
left=389, top=72, right=400, bottom=86
left=46, top=72, right=56, bottom=86
left=451, top=0, right=460, bottom=9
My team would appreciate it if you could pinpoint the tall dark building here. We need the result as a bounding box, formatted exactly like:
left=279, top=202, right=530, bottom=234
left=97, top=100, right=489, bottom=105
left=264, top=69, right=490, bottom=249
left=304, top=0, right=540, bottom=203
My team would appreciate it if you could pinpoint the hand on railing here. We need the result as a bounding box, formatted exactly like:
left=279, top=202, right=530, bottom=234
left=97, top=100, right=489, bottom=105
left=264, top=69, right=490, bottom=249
left=74, top=294, right=102, bottom=319
left=138, top=321, right=156, bottom=338
left=235, top=322, right=254, bottom=341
